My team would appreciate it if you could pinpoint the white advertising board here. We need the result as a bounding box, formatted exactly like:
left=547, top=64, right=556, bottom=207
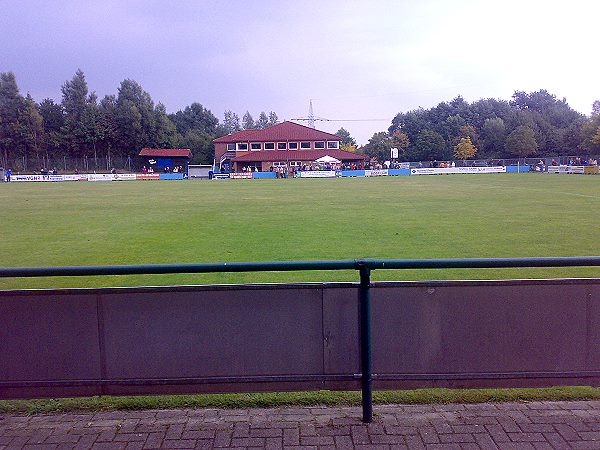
left=87, top=174, right=114, bottom=181
left=113, top=173, right=137, bottom=181
left=548, top=165, right=585, bottom=174
left=365, top=169, right=388, bottom=177
left=297, top=171, right=337, bottom=178
left=10, top=174, right=51, bottom=182
left=229, top=172, right=253, bottom=179
left=410, top=166, right=506, bottom=175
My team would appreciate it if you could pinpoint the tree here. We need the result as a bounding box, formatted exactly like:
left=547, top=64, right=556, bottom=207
left=391, top=130, right=409, bottom=157
left=505, top=125, right=537, bottom=157
left=61, top=69, right=93, bottom=160
left=0, top=72, right=24, bottom=168
left=592, top=101, right=600, bottom=117
left=153, top=103, right=178, bottom=148
left=454, top=137, right=477, bottom=160
left=362, top=132, right=392, bottom=161
left=19, top=94, right=44, bottom=167
left=268, top=111, right=279, bottom=126
left=481, top=117, right=506, bottom=156
left=170, top=103, right=218, bottom=135
left=115, top=79, right=156, bottom=157
left=242, top=111, right=255, bottom=130
left=80, top=93, right=105, bottom=166
left=412, top=130, right=447, bottom=161
left=222, top=110, right=241, bottom=134
left=39, top=98, right=64, bottom=161
left=335, top=128, right=356, bottom=147
left=178, top=130, right=214, bottom=164
left=256, top=111, right=269, bottom=129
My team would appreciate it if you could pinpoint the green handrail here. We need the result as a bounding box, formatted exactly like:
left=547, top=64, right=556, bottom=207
left=1, top=256, right=599, bottom=278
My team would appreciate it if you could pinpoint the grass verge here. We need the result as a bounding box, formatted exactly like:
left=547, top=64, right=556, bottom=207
left=2, top=387, right=600, bottom=415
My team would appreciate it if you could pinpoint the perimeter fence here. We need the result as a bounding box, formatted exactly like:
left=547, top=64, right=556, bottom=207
left=2, top=257, right=600, bottom=422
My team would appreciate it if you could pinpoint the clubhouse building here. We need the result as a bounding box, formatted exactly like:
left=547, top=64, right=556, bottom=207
left=214, top=121, right=366, bottom=172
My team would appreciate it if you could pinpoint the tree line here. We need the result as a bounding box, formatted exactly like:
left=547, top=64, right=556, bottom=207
left=0, top=70, right=279, bottom=171
left=360, top=91, right=600, bottom=162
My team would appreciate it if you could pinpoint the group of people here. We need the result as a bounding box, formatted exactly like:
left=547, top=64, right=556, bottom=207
left=141, top=165, right=185, bottom=174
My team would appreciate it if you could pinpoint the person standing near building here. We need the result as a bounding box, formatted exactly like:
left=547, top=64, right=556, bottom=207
left=5, top=168, right=11, bottom=182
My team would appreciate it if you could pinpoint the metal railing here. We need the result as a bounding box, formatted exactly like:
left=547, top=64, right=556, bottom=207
left=2, top=256, right=600, bottom=422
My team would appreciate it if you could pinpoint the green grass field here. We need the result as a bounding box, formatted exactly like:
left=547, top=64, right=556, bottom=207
left=1, top=173, right=599, bottom=289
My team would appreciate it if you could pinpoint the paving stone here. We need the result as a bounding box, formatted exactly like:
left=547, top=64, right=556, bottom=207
left=1, top=401, right=600, bottom=450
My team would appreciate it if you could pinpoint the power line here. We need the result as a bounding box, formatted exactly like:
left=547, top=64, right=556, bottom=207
left=291, top=117, right=390, bottom=122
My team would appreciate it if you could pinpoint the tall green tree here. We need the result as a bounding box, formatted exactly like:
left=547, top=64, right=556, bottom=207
left=115, top=79, right=156, bottom=157
left=170, top=103, right=218, bottom=135
left=391, top=130, right=410, bottom=158
left=505, top=125, right=537, bottom=157
left=362, top=132, right=393, bottom=161
left=242, top=111, right=255, bottom=130
left=0, top=72, right=24, bottom=168
left=154, top=103, right=178, bottom=148
left=222, top=110, right=241, bottom=134
left=268, top=111, right=279, bottom=126
left=481, top=117, right=506, bottom=156
left=80, top=93, right=105, bottom=166
left=335, top=128, right=356, bottom=147
left=39, top=98, right=64, bottom=162
left=98, top=95, right=118, bottom=163
left=19, top=94, right=44, bottom=168
left=256, top=112, right=269, bottom=129
left=412, top=130, right=447, bottom=161
left=61, top=69, right=89, bottom=158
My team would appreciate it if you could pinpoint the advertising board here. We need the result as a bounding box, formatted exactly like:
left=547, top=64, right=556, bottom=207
left=410, top=166, right=506, bottom=175
left=297, top=171, right=337, bottom=178
left=365, top=169, right=388, bottom=177
left=229, top=172, right=253, bottom=179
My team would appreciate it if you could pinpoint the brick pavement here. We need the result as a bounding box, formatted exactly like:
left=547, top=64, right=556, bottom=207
left=1, top=401, right=600, bottom=449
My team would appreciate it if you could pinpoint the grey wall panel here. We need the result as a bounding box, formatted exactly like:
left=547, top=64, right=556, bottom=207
left=100, top=287, right=324, bottom=379
left=0, top=292, right=101, bottom=381
left=322, top=287, right=359, bottom=375
left=372, top=282, right=589, bottom=375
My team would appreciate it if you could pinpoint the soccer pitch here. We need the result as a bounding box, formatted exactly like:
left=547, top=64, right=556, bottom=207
left=1, top=174, right=599, bottom=289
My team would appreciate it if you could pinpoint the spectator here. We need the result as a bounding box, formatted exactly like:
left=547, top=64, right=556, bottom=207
left=5, top=168, right=11, bottom=182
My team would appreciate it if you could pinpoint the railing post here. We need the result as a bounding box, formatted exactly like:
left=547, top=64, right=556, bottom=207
left=358, top=262, right=373, bottom=423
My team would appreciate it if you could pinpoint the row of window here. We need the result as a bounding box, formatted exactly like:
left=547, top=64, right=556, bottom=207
left=227, top=141, right=339, bottom=152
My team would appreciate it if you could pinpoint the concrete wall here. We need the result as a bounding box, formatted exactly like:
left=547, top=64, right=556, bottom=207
left=1, top=279, right=599, bottom=399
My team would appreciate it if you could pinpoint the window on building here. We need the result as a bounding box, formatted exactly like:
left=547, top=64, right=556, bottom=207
left=277, top=142, right=287, bottom=150
left=290, top=161, right=301, bottom=167
left=327, top=141, right=339, bottom=149
left=314, top=141, right=325, bottom=149
left=237, top=143, right=248, bottom=151
left=227, top=143, right=235, bottom=151
left=300, top=142, right=311, bottom=149
left=251, top=143, right=262, bottom=151
left=273, top=161, right=287, bottom=166
left=264, top=142, right=275, bottom=150
left=289, top=142, right=298, bottom=150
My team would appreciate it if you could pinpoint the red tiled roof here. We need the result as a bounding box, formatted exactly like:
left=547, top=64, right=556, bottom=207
left=139, top=148, right=192, bottom=157
left=214, top=121, right=341, bottom=143
left=231, top=149, right=367, bottom=162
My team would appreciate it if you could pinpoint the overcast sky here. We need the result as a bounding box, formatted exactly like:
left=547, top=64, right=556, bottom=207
left=2, top=0, right=599, bottom=144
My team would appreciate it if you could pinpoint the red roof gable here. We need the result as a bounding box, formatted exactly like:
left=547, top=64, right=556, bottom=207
left=214, top=121, right=341, bottom=143
left=231, top=149, right=367, bottom=162
left=139, top=148, right=192, bottom=157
